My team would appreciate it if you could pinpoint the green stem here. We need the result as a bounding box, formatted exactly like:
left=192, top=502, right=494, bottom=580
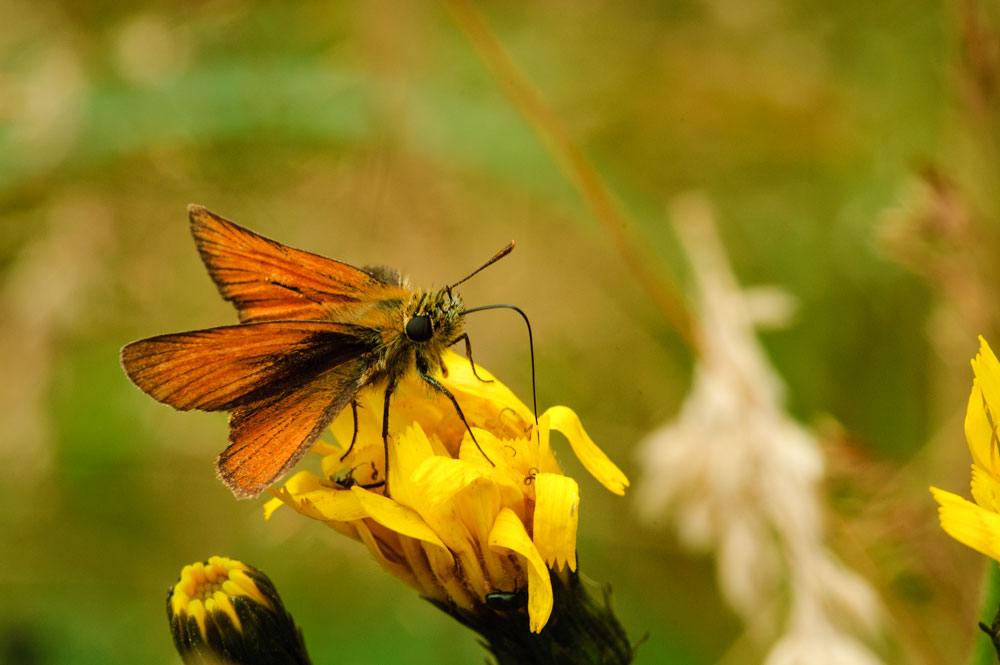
left=436, top=569, right=635, bottom=665
left=970, top=560, right=1000, bottom=665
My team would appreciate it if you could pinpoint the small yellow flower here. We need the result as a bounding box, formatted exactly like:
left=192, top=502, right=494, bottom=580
left=931, top=336, right=1000, bottom=560
left=265, top=350, right=628, bottom=633
left=168, top=555, right=310, bottom=664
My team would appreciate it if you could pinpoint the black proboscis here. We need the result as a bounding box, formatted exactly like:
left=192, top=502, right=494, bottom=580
left=459, top=303, right=539, bottom=428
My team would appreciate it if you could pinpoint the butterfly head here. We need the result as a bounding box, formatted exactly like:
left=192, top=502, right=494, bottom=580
left=405, top=288, right=464, bottom=347
left=402, top=240, right=514, bottom=350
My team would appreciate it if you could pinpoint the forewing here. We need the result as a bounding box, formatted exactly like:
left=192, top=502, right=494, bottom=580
left=188, top=204, right=407, bottom=323
left=121, top=321, right=375, bottom=412
left=216, top=366, right=363, bottom=498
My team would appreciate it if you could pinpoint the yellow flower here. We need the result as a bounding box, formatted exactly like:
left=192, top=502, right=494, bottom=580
left=931, top=336, right=1000, bottom=560
left=265, top=350, right=628, bottom=633
left=168, top=555, right=310, bottom=664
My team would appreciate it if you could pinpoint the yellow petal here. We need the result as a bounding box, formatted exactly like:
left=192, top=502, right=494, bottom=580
left=971, top=464, right=1000, bottom=512
left=186, top=598, right=208, bottom=640
left=329, top=388, right=382, bottom=451
left=441, top=351, right=534, bottom=424
left=433, top=467, right=510, bottom=586
left=381, top=378, right=465, bottom=451
left=222, top=571, right=271, bottom=610
left=931, top=486, right=1000, bottom=562
left=267, top=471, right=367, bottom=522
left=386, top=423, right=443, bottom=513
left=966, top=382, right=997, bottom=474
left=350, top=486, right=454, bottom=565
left=541, top=406, right=630, bottom=495
left=422, top=540, right=477, bottom=610
left=353, top=520, right=421, bottom=591
left=533, top=473, right=579, bottom=572
left=263, top=496, right=284, bottom=520
left=452, top=429, right=533, bottom=526
left=396, top=536, right=445, bottom=602
left=321, top=448, right=381, bottom=487
left=408, top=456, right=494, bottom=570
left=973, top=337, right=1000, bottom=423
left=489, top=508, right=553, bottom=633
left=411, top=456, right=489, bottom=508
left=210, top=591, right=241, bottom=632
left=394, top=424, right=437, bottom=479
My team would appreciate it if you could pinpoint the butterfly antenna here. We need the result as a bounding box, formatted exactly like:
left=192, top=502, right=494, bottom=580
left=459, top=304, right=538, bottom=429
left=449, top=242, right=515, bottom=290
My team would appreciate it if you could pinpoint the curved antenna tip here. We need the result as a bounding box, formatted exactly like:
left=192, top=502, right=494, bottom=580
left=450, top=241, right=516, bottom=290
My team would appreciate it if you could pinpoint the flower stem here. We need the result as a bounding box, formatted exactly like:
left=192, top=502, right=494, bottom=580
left=436, top=569, right=635, bottom=665
left=970, top=561, right=1000, bottom=665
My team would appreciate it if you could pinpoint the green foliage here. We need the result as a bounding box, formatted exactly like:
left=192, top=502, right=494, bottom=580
left=0, top=1, right=982, bottom=663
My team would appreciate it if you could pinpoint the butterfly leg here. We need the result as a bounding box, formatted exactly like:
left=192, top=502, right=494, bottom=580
left=379, top=380, right=397, bottom=486
left=416, top=355, right=495, bottom=467
left=334, top=403, right=385, bottom=489
left=450, top=332, right=493, bottom=383
left=338, top=400, right=360, bottom=461
left=350, top=462, right=384, bottom=490
left=356, top=461, right=382, bottom=489
left=332, top=461, right=379, bottom=489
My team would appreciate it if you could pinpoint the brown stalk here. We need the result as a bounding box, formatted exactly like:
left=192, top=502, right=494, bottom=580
left=443, top=0, right=699, bottom=352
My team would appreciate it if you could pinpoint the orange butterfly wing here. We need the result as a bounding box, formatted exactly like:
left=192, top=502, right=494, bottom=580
left=121, top=321, right=377, bottom=497
left=218, top=370, right=362, bottom=498
left=121, top=321, right=374, bottom=411
left=125, top=208, right=419, bottom=497
left=188, top=204, right=405, bottom=324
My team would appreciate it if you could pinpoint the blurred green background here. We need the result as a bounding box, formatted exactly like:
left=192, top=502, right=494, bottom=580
left=1, top=1, right=997, bottom=663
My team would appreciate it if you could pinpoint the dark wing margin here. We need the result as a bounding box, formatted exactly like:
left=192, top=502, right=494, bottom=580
left=188, top=204, right=394, bottom=323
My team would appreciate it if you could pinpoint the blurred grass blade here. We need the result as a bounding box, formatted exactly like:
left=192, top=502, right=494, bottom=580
left=443, top=0, right=697, bottom=351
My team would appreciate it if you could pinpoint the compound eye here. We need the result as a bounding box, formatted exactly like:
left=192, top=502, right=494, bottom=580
left=405, top=315, right=433, bottom=342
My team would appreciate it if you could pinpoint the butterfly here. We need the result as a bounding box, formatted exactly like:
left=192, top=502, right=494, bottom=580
left=121, top=205, right=517, bottom=499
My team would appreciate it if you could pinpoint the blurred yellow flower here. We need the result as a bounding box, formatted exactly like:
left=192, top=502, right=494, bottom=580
left=168, top=555, right=310, bottom=664
left=931, top=336, right=1000, bottom=560
left=265, top=350, right=628, bottom=633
